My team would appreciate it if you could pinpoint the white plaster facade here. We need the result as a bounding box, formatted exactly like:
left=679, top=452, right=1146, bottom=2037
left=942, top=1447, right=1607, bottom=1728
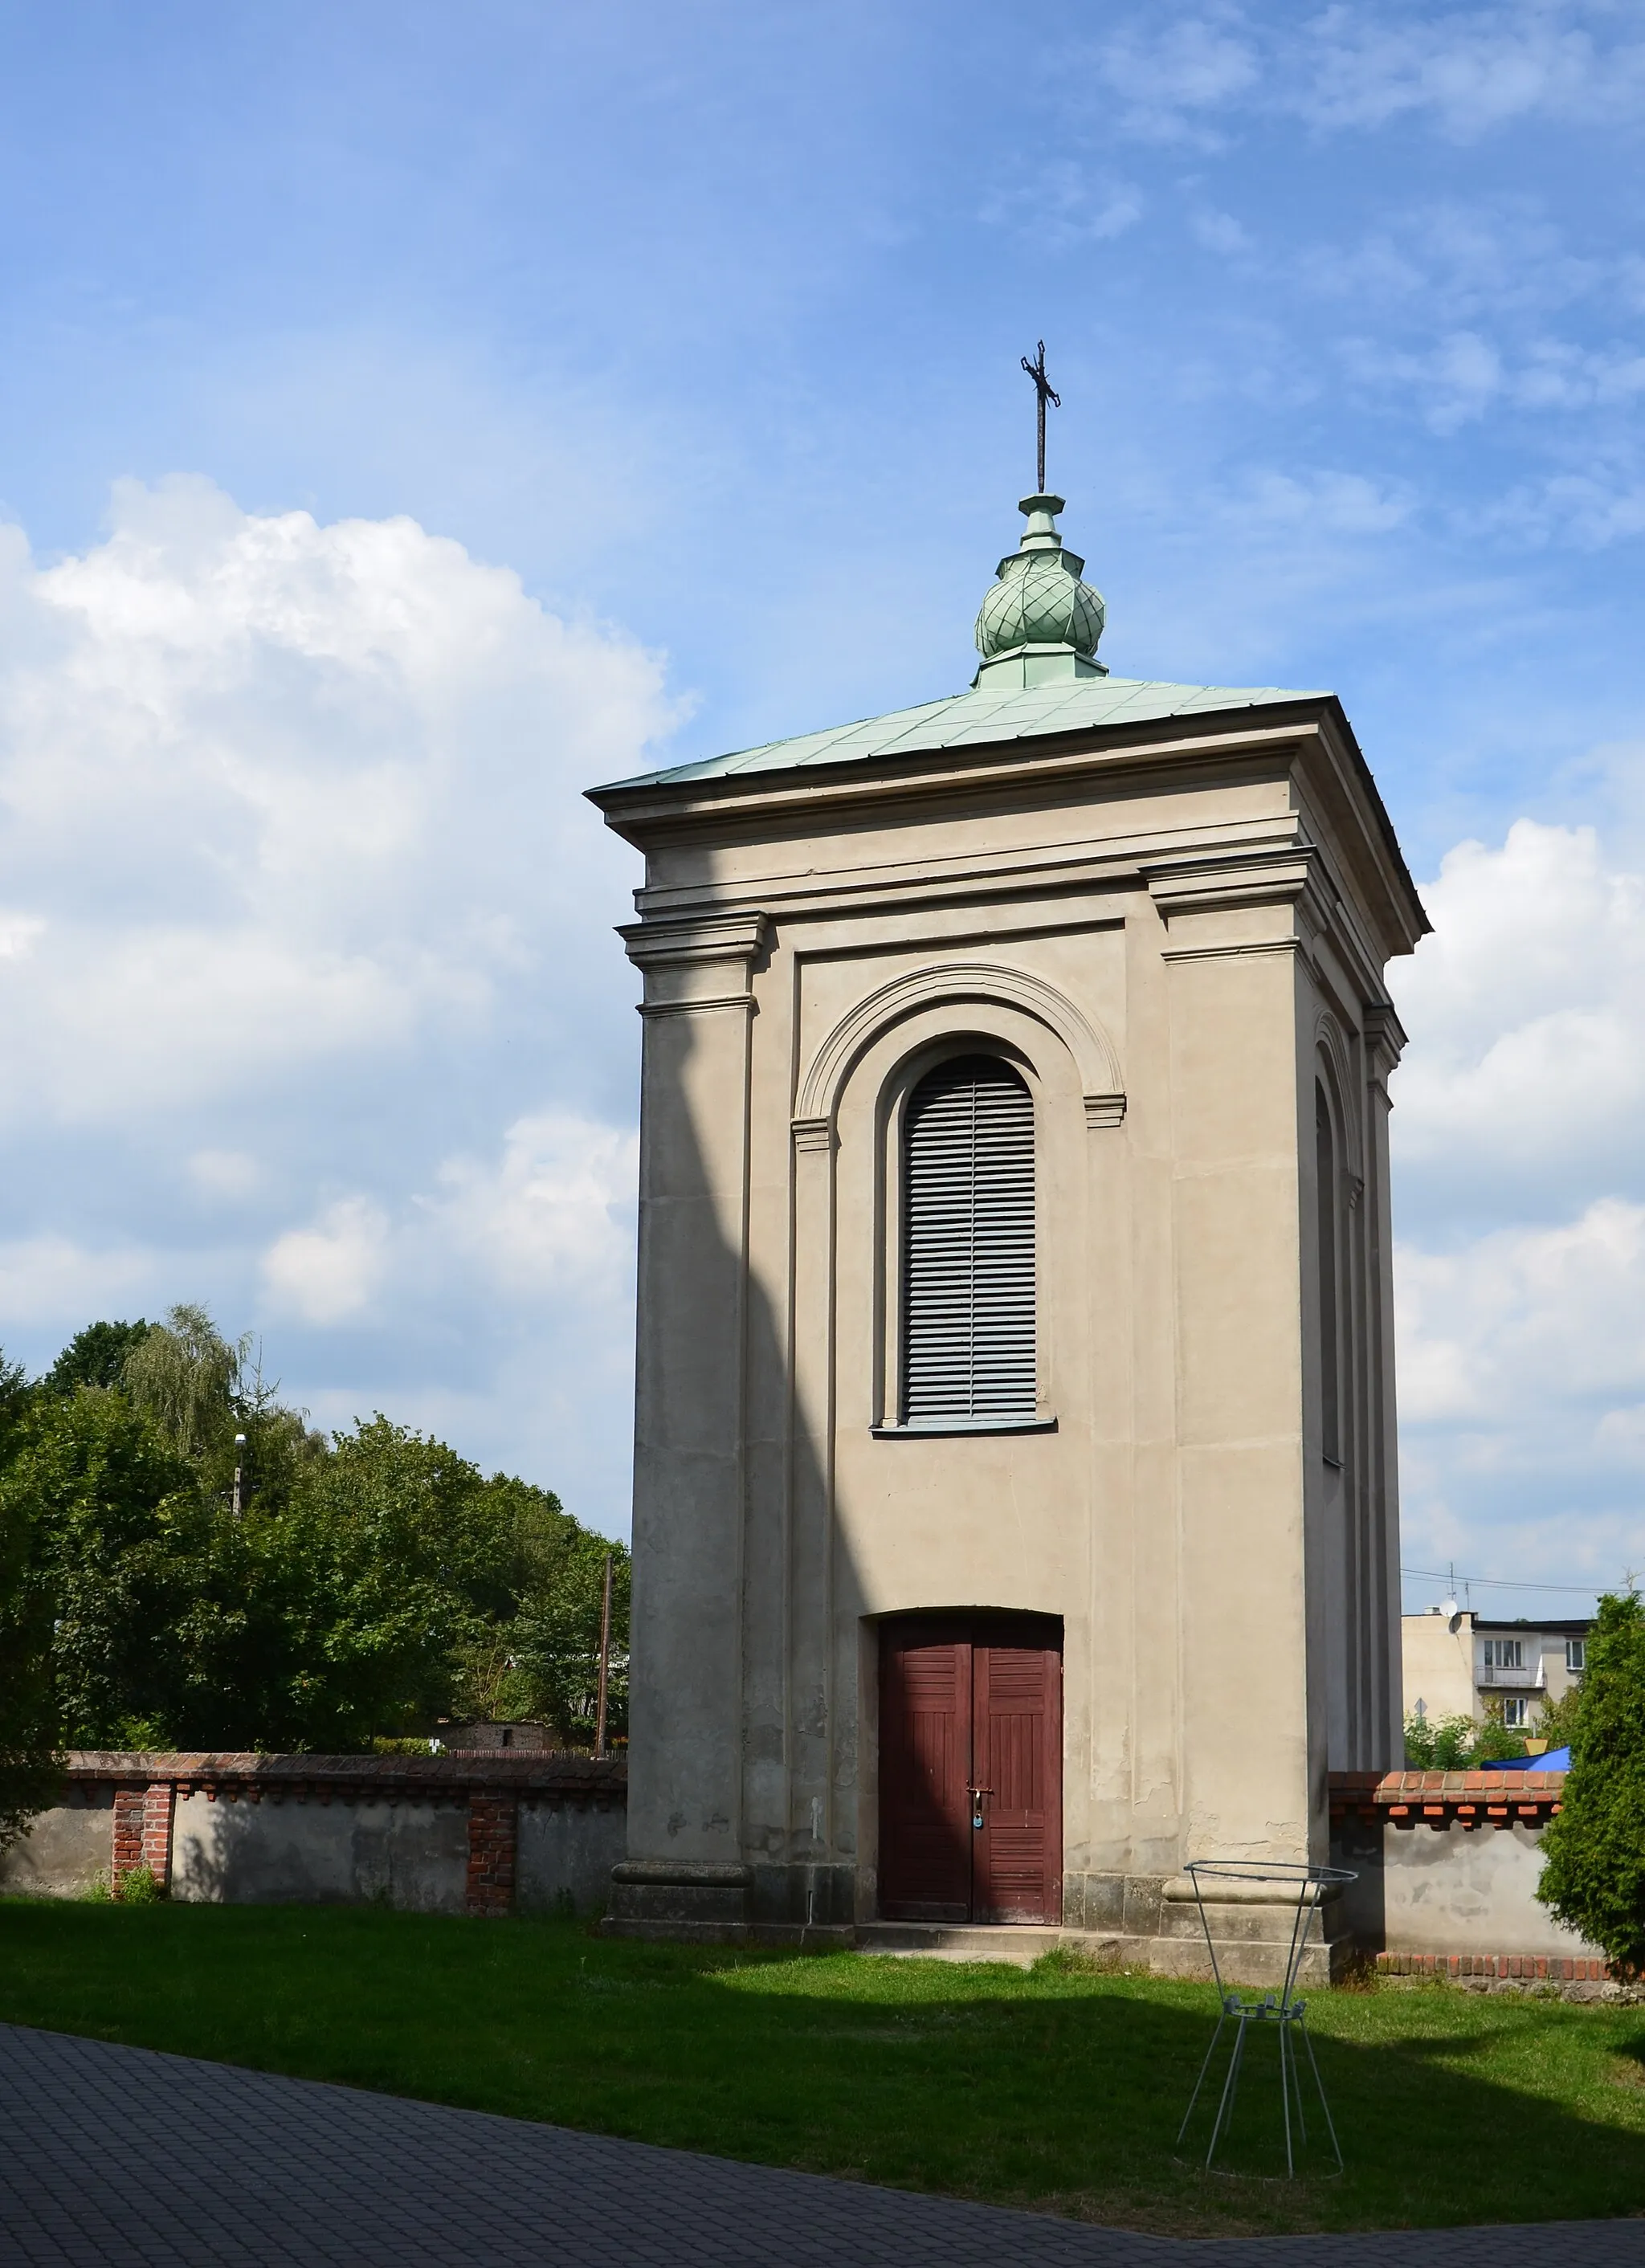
left=592, top=511, right=1428, bottom=1953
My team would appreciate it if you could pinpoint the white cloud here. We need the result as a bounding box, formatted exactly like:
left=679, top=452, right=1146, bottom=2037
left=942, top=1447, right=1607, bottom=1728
left=1095, top=14, right=1259, bottom=145
left=1301, top=4, right=1642, bottom=139
left=1480, top=474, right=1645, bottom=550
left=259, top=1110, right=638, bottom=1328
left=981, top=162, right=1144, bottom=248
left=1391, top=802, right=1645, bottom=1593
left=262, top=1198, right=391, bottom=1325
left=1343, top=328, right=1506, bottom=432
left=1090, top=6, right=1645, bottom=146
left=0, top=1234, right=158, bottom=1327
left=188, top=1150, right=263, bottom=1201
left=1233, top=467, right=1414, bottom=536
left=0, top=475, right=675, bottom=1124
left=1393, top=818, right=1645, bottom=1190
left=1398, top=1198, right=1645, bottom=1429
left=1190, top=209, right=1255, bottom=257
left=427, top=1111, right=639, bottom=1299
left=0, top=478, right=669, bottom=1530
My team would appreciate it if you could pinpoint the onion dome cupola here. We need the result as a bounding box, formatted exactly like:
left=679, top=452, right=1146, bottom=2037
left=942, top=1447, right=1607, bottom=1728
left=973, top=492, right=1107, bottom=689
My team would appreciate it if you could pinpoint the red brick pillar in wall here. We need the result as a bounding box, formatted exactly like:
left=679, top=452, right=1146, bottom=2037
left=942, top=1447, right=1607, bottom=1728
left=142, top=1781, right=175, bottom=1890
left=110, top=1781, right=175, bottom=1894
left=111, top=1788, right=144, bottom=1887
left=465, top=1790, right=518, bottom=1916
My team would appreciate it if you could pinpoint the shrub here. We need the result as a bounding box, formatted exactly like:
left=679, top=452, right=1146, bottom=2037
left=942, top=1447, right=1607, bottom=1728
left=1405, top=1711, right=1476, bottom=1768
left=1403, top=1710, right=1527, bottom=1768
left=1537, top=1591, right=1645, bottom=1976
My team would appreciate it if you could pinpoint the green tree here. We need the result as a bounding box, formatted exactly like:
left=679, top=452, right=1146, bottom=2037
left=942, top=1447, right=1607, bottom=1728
left=0, top=1352, right=60, bottom=1841
left=1537, top=1591, right=1645, bottom=1975
left=43, top=1320, right=150, bottom=1397
left=9, top=1311, right=614, bottom=1756
left=2, top=1385, right=200, bottom=1747
left=1534, top=1680, right=1583, bottom=1750
left=506, top=1525, right=630, bottom=1744
left=123, top=1303, right=249, bottom=1463
left=240, top=1418, right=521, bottom=1749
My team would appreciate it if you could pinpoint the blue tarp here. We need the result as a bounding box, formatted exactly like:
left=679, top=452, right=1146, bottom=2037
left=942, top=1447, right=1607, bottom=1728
left=1488, top=1746, right=1570, bottom=1772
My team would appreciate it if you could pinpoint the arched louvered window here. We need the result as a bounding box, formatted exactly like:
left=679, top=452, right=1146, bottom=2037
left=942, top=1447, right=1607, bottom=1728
left=901, top=1053, right=1036, bottom=1426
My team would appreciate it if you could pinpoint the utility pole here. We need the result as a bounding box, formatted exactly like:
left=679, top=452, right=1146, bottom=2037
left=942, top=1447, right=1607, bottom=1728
left=594, top=1551, right=614, bottom=1760
left=231, top=1433, right=247, bottom=1519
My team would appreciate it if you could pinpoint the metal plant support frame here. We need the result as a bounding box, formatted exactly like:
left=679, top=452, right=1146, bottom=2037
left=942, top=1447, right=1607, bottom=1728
left=1176, top=1858, right=1357, bottom=2177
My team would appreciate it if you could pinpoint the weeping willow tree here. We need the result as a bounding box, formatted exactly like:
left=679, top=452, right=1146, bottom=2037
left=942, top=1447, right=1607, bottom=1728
left=123, top=1304, right=251, bottom=1462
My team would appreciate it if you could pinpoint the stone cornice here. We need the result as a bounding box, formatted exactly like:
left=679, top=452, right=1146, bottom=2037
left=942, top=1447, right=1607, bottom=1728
left=594, top=700, right=1428, bottom=965
left=1144, top=844, right=1326, bottom=924
left=618, top=911, right=771, bottom=971
left=619, top=910, right=771, bottom=1017
left=1363, top=1000, right=1410, bottom=1084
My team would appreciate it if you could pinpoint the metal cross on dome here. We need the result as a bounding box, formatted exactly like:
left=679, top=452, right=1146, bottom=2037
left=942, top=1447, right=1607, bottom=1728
left=1020, top=340, right=1060, bottom=495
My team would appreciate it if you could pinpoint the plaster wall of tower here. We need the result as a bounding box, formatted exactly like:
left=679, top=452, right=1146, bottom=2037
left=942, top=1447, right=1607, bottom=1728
left=597, top=692, right=1423, bottom=1950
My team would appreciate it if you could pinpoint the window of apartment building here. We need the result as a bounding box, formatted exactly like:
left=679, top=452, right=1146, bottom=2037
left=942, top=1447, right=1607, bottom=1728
left=901, top=1054, right=1036, bottom=1426
left=1480, top=1638, right=1525, bottom=1670
left=1566, top=1638, right=1586, bottom=1673
left=1502, top=1696, right=1529, bottom=1728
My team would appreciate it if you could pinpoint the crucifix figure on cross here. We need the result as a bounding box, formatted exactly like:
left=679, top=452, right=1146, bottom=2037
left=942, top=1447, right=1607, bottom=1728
left=1020, top=340, right=1060, bottom=495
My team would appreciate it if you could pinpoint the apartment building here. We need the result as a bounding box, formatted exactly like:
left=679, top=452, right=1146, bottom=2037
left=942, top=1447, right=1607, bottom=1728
left=1402, top=1609, right=1590, bottom=1732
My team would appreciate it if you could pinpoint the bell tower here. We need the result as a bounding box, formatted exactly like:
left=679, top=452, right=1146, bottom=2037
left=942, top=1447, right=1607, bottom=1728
left=589, top=479, right=1427, bottom=1968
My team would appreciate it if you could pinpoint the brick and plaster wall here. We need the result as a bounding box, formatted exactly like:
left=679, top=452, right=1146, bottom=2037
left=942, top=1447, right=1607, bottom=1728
left=1, top=1753, right=626, bottom=1917
left=1330, top=1768, right=1602, bottom=1972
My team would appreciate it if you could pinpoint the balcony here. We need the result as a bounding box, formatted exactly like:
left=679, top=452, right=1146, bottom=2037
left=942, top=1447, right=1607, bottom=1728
left=1475, top=1664, right=1545, bottom=1691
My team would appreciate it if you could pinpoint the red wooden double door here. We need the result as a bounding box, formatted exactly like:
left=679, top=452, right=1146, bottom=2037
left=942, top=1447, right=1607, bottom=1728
left=878, top=1613, right=1063, bottom=1924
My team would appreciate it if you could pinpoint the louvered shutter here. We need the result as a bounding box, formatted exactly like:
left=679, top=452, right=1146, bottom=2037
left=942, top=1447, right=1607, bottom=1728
left=902, top=1054, right=1036, bottom=1425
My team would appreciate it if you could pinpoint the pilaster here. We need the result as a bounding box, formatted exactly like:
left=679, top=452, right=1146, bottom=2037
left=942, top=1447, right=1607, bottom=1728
left=618, top=909, right=769, bottom=1884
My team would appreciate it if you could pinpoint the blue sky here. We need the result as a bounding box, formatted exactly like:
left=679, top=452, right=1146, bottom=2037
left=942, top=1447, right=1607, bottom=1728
left=0, top=1, right=1641, bottom=1616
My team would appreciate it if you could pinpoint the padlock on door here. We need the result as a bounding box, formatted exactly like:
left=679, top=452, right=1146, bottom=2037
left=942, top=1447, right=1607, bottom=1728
left=969, top=1786, right=992, bottom=1830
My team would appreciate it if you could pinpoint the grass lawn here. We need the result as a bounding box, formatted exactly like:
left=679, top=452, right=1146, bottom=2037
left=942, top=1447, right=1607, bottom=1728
left=2, top=1901, right=1643, bottom=2236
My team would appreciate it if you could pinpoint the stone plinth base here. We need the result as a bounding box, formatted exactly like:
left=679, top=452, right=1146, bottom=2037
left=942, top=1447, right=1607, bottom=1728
left=855, top=1916, right=1351, bottom=1983
left=1146, top=1875, right=1356, bottom=1987
left=607, top=1861, right=753, bottom=1942
left=606, top=1858, right=859, bottom=1945
left=608, top=1860, right=1354, bottom=1980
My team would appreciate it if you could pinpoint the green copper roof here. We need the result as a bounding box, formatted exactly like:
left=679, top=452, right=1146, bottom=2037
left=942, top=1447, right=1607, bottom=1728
left=595, top=672, right=1327, bottom=796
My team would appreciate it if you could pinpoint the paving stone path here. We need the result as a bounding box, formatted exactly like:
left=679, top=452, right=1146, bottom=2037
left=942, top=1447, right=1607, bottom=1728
left=1, top=2022, right=1639, bottom=2266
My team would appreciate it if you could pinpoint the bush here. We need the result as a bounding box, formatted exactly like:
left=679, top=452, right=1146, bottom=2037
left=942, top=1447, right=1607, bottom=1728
left=1403, top=1709, right=1528, bottom=1768
left=1537, top=1591, right=1645, bottom=1975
